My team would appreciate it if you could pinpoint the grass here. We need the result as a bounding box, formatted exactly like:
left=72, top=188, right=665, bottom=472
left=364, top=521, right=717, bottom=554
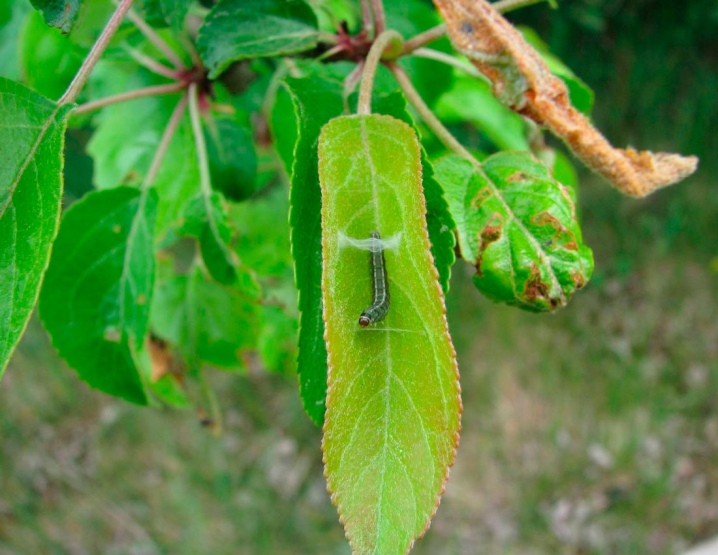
left=1, top=172, right=717, bottom=554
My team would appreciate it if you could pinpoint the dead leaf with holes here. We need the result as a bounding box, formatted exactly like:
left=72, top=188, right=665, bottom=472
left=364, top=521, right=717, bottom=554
left=433, top=0, right=698, bottom=197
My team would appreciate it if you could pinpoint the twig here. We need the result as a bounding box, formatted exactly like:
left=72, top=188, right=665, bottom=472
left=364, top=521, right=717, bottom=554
left=410, top=48, right=487, bottom=80
left=74, top=82, right=187, bottom=115
left=142, top=94, right=188, bottom=189
left=388, top=63, right=474, bottom=161
left=371, top=0, right=386, bottom=35
left=492, top=0, right=549, bottom=13
left=126, top=8, right=186, bottom=69
left=124, top=45, right=182, bottom=80
left=357, top=30, right=403, bottom=115
left=402, top=24, right=447, bottom=54
left=59, top=0, right=135, bottom=105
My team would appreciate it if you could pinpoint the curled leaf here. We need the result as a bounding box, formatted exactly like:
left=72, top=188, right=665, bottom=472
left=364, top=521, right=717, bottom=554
left=435, top=152, right=593, bottom=312
left=434, top=0, right=698, bottom=197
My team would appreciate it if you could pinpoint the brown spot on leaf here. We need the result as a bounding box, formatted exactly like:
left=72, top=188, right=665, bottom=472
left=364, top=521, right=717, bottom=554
left=522, top=264, right=560, bottom=308
left=531, top=211, right=578, bottom=251
left=506, top=171, right=529, bottom=183
left=470, top=186, right=493, bottom=209
left=571, top=270, right=586, bottom=289
left=475, top=214, right=503, bottom=276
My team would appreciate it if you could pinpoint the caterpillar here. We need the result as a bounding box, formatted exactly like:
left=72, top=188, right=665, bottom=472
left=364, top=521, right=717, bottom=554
left=358, top=231, right=390, bottom=327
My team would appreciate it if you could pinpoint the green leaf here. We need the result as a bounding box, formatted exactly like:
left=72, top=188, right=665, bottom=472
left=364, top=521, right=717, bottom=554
left=179, top=191, right=239, bottom=286
left=204, top=113, right=257, bottom=202
left=434, top=152, right=594, bottom=312
left=160, top=0, right=192, bottom=29
left=0, top=1, right=32, bottom=81
left=435, top=73, right=530, bottom=151
left=29, top=0, right=81, bottom=32
left=373, top=91, right=456, bottom=293
left=151, top=263, right=261, bottom=371
left=0, top=78, right=72, bottom=378
left=277, top=63, right=347, bottom=425
left=319, top=114, right=461, bottom=555
left=197, top=0, right=319, bottom=79
left=39, top=187, right=158, bottom=404
left=20, top=10, right=85, bottom=100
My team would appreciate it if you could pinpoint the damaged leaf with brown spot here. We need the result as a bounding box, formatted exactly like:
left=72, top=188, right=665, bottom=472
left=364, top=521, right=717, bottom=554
left=434, top=152, right=593, bottom=312
left=433, top=0, right=698, bottom=197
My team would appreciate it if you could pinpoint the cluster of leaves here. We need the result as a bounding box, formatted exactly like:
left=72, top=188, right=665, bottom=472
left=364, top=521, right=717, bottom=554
left=2, top=0, right=678, bottom=553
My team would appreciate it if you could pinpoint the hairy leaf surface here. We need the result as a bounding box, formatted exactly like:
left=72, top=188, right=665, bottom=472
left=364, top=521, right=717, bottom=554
left=197, top=0, right=319, bottom=79
left=0, top=78, right=72, bottom=378
left=435, top=152, right=593, bottom=311
left=320, top=115, right=461, bottom=555
left=39, top=187, right=157, bottom=404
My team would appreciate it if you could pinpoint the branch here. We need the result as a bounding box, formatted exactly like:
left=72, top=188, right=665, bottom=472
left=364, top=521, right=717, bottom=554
left=388, top=63, right=474, bottom=161
left=357, top=30, right=403, bottom=115
left=142, top=94, right=189, bottom=189
left=59, top=0, right=135, bottom=105
left=74, top=82, right=187, bottom=115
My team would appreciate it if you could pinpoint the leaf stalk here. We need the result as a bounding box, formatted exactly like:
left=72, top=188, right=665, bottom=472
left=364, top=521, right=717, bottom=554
left=59, top=0, right=135, bottom=105
left=74, top=82, right=188, bottom=115
left=357, top=30, right=403, bottom=115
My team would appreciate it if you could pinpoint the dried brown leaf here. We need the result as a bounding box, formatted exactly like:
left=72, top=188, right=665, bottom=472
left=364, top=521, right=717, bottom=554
left=433, top=0, right=698, bottom=197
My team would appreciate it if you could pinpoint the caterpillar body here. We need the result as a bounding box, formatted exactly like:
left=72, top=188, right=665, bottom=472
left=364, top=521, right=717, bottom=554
left=358, top=231, right=390, bottom=327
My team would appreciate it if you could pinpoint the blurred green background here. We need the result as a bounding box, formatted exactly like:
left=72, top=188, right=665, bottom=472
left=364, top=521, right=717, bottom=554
left=2, top=1, right=718, bottom=554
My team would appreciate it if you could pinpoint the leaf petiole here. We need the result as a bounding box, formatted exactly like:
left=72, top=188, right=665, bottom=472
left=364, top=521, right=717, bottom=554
left=142, top=94, right=189, bottom=189
left=74, top=82, right=188, bottom=115
left=388, top=62, right=474, bottom=161
left=125, top=8, right=187, bottom=70
left=357, top=30, right=403, bottom=115
left=59, top=0, right=135, bottom=105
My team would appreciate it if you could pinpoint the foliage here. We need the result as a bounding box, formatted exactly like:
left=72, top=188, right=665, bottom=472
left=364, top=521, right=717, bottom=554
left=0, top=0, right=699, bottom=553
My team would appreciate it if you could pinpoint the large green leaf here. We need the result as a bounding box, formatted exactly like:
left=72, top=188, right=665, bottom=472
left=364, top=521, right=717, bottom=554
left=0, top=78, right=72, bottom=378
left=151, top=263, right=261, bottom=371
left=373, top=91, right=456, bottom=293
left=197, top=0, right=319, bottom=79
left=434, top=152, right=594, bottom=311
left=29, top=0, right=81, bottom=32
left=274, top=64, right=346, bottom=425
left=319, top=114, right=461, bottom=555
left=0, top=1, right=32, bottom=80
left=39, top=187, right=158, bottom=404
